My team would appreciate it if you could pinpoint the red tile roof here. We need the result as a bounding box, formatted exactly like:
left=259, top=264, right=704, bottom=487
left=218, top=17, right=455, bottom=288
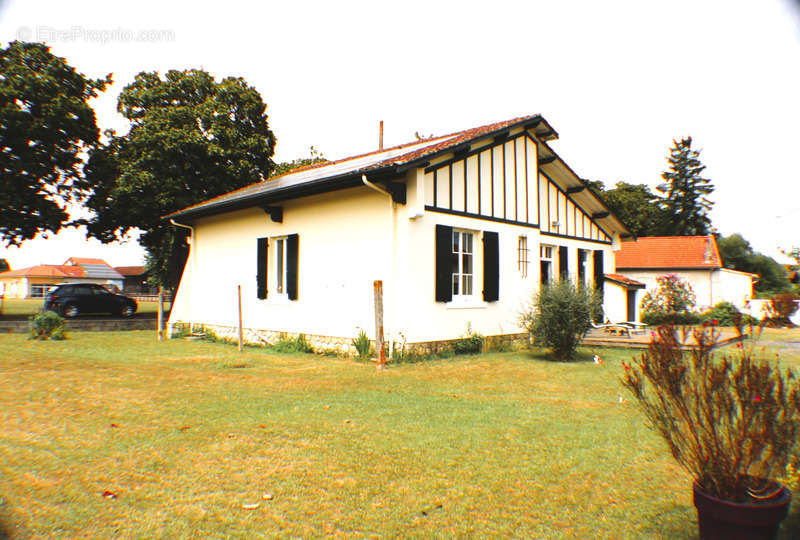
left=0, top=264, right=85, bottom=279
left=604, top=273, right=646, bottom=288
left=616, top=236, right=722, bottom=270
left=114, top=266, right=147, bottom=276
left=168, top=114, right=549, bottom=218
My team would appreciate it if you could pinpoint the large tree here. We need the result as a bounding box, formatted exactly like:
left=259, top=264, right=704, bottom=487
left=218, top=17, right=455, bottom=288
left=83, top=69, right=276, bottom=288
left=717, top=233, right=791, bottom=294
left=657, top=137, right=714, bottom=235
left=271, top=145, right=327, bottom=177
left=0, top=41, right=109, bottom=245
left=600, top=181, right=665, bottom=237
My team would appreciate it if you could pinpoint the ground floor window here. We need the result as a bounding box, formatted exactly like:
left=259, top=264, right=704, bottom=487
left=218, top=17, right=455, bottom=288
left=30, top=284, right=55, bottom=297
left=540, top=245, right=554, bottom=285
left=452, top=230, right=474, bottom=297
left=518, top=236, right=529, bottom=278
left=274, top=237, right=287, bottom=295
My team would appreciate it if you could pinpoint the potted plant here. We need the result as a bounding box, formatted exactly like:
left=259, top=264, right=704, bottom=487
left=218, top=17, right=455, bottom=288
left=621, top=324, right=800, bottom=539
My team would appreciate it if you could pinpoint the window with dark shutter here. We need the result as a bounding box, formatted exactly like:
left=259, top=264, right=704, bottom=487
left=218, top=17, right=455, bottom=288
left=256, top=237, right=268, bottom=299
left=483, top=231, right=499, bottom=302
left=435, top=224, right=453, bottom=302
left=286, top=234, right=299, bottom=300
left=559, top=246, right=569, bottom=280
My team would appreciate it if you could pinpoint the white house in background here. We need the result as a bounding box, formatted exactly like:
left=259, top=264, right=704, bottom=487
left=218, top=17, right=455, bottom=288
left=166, top=114, right=631, bottom=352
left=614, top=236, right=757, bottom=316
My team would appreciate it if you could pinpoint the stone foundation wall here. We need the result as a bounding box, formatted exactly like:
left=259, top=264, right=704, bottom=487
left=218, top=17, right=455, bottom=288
left=168, top=321, right=529, bottom=357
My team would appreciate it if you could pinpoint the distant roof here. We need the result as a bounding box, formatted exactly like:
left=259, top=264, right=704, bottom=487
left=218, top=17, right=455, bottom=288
left=114, top=266, right=147, bottom=276
left=167, top=114, right=555, bottom=220
left=0, top=264, right=84, bottom=279
left=64, top=257, right=110, bottom=266
left=616, top=236, right=722, bottom=270
left=604, top=273, right=646, bottom=288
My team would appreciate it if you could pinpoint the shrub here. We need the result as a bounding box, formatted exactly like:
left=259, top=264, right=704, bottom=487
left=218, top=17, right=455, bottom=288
left=621, top=325, right=800, bottom=502
left=698, top=302, right=758, bottom=327
left=352, top=329, right=372, bottom=360
left=452, top=324, right=484, bottom=355
left=269, top=333, right=313, bottom=354
left=641, top=311, right=701, bottom=326
left=771, top=292, right=799, bottom=320
left=520, top=280, right=601, bottom=361
left=640, top=274, right=696, bottom=315
left=29, top=311, right=66, bottom=340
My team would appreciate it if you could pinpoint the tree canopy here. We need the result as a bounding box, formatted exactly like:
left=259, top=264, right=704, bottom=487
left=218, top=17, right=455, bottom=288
left=657, top=137, right=714, bottom=235
left=0, top=41, right=109, bottom=246
left=598, top=181, right=666, bottom=237
left=83, top=69, right=276, bottom=288
left=271, top=146, right=327, bottom=177
left=717, top=233, right=791, bottom=295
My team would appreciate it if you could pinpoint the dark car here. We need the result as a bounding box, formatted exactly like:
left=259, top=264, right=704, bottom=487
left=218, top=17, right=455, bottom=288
left=44, top=283, right=137, bottom=318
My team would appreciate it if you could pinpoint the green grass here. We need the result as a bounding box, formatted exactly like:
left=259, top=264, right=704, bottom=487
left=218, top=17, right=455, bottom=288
left=1, top=330, right=799, bottom=538
left=0, top=297, right=166, bottom=317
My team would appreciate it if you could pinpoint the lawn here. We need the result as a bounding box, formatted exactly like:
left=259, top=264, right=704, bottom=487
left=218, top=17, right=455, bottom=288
left=1, top=330, right=799, bottom=538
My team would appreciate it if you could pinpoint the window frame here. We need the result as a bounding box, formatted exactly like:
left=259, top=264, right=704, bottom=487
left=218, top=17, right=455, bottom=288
left=273, top=236, right=289, bottom=298
left=518, top=235, right=529, bottom=278
left=451, top=229, right=475, bottom=300
left=540, top=244, right=555, bottom=285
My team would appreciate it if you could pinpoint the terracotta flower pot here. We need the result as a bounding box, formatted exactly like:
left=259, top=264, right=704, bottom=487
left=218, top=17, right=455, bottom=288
left=693, top=482, right=792, bottom=540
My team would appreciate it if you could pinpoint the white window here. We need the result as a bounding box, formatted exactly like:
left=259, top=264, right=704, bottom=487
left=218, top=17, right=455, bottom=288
left=452, top=230, right=474, bottom=298
left=540, top=244, right=554, bottom=285
left=518, top=236, right=529, bottom=278
left=274, top=237, right=287, bottom=295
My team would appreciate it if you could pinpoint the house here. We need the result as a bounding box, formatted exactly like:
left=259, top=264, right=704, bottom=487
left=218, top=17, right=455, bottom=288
left=614, top=236, right=757, bottom=315
left=114, top=266, right=155, bottom=294
left=166, top=114, right=631, bottom=353
left=0, top=257, right=124, bottom=298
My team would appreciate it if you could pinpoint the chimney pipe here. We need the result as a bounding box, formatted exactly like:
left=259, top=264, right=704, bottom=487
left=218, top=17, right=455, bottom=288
left=379, top=120, right=384, bottom=151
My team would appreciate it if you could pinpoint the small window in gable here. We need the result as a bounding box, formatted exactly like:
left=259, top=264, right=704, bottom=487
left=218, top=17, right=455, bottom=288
left=518, top=236, right=529, bottom=278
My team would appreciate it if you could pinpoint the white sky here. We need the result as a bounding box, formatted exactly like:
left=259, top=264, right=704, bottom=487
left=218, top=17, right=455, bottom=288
left=1, top=0, right=799, bottom=269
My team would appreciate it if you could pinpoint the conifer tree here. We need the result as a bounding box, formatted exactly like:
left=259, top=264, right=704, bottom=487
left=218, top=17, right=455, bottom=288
left=657, top=137, right=714, bottom=235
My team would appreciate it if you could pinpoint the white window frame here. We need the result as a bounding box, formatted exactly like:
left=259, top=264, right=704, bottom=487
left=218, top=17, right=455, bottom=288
left=540, top=244, right=554, bottom=284
left=451, top=229, right=475, bottom=301
left=273, top=236, right=288, bottom=298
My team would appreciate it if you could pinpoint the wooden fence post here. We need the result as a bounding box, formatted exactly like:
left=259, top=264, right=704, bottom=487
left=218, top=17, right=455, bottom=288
left=374, top=280, right=386, bottom=369
left=157, top=286, right=163, bottom=341
left=237, top=284, right=243, bottom=352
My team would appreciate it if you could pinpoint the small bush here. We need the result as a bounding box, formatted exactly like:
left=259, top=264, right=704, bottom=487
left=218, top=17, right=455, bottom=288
left=640, top=274, right=696, bottom=315
left=641, top=310, right=701, bottom=326
left=770, top=292, right=799, bottom=320
left=270, top=333, right=314, bottom=354
left=453, top=324, right=484, bottom=355
left=352, top=329, right=372, bottom=360
left=29, top=311, right=66, bottom=340
left=698, top=302, right=758, bottom=327
left=521, top=280, right=601, bottom=361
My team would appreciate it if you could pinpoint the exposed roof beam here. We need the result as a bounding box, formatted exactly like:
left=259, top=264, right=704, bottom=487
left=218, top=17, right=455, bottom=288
left=592, top=211, right=610, bottom=219
left=538, top=155, right=557, bottom=165
left=567, top=186, right=585, bottom=194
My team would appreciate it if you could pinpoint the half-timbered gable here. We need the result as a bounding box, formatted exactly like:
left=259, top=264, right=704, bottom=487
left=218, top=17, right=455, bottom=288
left=166, top=114, right=631, bottom=352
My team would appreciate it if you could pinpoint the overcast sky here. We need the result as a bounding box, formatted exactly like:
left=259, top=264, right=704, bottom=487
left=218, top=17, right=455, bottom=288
left=1, top=0, right=799, bottom=269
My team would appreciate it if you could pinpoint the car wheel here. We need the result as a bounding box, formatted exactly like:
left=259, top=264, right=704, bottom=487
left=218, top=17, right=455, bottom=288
left=62, top=304, right=79, bottom=318
left=120, top=304, right=135, bottom=318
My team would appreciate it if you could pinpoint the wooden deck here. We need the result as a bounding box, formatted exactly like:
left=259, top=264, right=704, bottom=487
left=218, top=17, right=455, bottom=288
left=582, top=327, right=746, bottom=350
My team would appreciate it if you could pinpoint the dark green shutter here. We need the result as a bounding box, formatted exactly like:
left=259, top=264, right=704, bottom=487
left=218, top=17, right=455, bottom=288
left=594, top=249, right=605, bottom=297
left=559, top=246, right=569, bottom=280
left=256, top=237, right=268, bottom=299
left=287, top=234, right=299, bottom=300
left=482, top=231, right=499, bottom=302
left=435, top=224, right=453, bottom=302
